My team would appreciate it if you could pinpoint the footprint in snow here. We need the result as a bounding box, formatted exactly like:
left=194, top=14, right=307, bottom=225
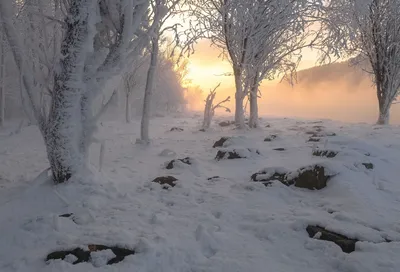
left=195, top=224, right=219, bottom=258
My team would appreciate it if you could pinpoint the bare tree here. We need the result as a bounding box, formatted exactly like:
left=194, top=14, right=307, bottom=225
left=202, top=83, right=230, bottom=130
left=242, top=1, right=321, bottom=128
left=323, top=0, right=400, bottom=125
left=0, top=0, right=152, bottom=183
left=140, top=0, right=200, bottom=143
left=190, top=0, right=322, bottom=128
left=123, top=55, right=147, bottom=123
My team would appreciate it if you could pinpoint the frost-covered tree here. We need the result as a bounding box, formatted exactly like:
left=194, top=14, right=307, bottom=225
left=323, top=0, right=400, bottom=125
left=242, top=1, right=320, bottom=128
left=123, top=54, right=147, bottom=123
left=190, top=0, right=322, bottom=128
left=152, top=53, right=187, bottom=113
left=202, top=83, right=230, bottom=130
left=140, top=0, right=199, bottom=143
left=0, top=0, right=152, bottom=183
left=119, top=47, right=188, bottom=119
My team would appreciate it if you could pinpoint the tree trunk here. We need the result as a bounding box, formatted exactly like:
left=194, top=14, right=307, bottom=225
left=377, top=102, right=391, bottom=125
left=79, top=93, right=91, bottom=163
left=248, top=73, right=259, bottom=128
left=125, top=91, right=131, bottom=123
left=44, top=0, right=92, bottom=183
left=248, top=86, right=258, bottom=128
left=202, top=98, right=212, bottom=129
left=376, top=83, right=392, bottom=125
left=140, top=38, right=159, bottom=143
left=233, top=69, right=245, bottom=128
left=0, top=32, right=4, bottom=128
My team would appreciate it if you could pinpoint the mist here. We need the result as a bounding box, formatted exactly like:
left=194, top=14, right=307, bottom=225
left=256, top=61, right=400, bottom=124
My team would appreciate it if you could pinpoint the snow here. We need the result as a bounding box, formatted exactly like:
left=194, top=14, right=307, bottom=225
left=90, top=249, right=116, bottom=267
left=1, top=115, right=400, bottom=272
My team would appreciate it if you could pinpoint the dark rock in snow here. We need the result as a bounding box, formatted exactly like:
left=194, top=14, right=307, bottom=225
left=290, top=165, right=334, bottom=190
left=306, top=225, right=358, bottom=253
left=213, top=137, right=230, bottom=148
left=264, top=135, right=277, bottom=142
left=170, top=127, right=184, bottom=132
left=207, top=176, right=220, bottom=181
left=215, top=150, right=243, bottom=160
left=215, top=148, right=260, bottom=161
left=165, top=157, right=192, bottom=169
left=59, top=213, right=73, bottom=218
left=305, top=130, right=317, bottom=135
left=151, top=176, right=178, bottom=189
left=46, top=245, right=135, bottom=265
left=362, top=163, right=374, bottom=170
left=219, top=121, right=235, bottom=127
left=313, top=149, right=338, bottom=158
left=252, top=164, right=334, bottom=190
left=307, top=137, right=321, bottom=142
left=306, top=130, right=336, bottom=138
left=251, top=168, right=288, bottom=187
left=273, top=148, right=286, bottom=151
left=47, top=248, right=89, bottom=264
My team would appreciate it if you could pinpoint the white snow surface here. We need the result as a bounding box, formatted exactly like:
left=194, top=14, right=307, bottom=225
left=1, top=116, right=400, bottom=272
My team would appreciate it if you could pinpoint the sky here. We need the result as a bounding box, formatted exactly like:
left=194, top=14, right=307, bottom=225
left=187, top=39, right=319, bottom=91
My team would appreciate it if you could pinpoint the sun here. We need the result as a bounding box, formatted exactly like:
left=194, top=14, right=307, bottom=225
left=186, top=61, right=233, bottom=91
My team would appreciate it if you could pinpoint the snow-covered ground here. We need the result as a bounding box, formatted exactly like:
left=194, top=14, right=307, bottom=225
left=1, top=115, right=400, bottom=272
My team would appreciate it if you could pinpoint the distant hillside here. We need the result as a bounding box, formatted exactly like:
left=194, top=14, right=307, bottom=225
left=280, top=59, right=373, bottom=93
left=260, top=59, right=400, bottom=124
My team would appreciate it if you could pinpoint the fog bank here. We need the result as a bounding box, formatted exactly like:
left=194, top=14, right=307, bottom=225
left=257, top=61, right=400, bottom=124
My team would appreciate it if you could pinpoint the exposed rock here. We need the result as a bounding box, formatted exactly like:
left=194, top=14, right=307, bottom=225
left=170, top=127, right=184, bottom=132
left=215, top=148, right=260, bottom=161
left=251, top=168, right=288, bottom=187
left=46, top=245, right=135, bottom=265
left=215, top=150, right=242, bottom=160
left=362, top=162, right=374, bottom=170
left=290, top=165, right=334, bottom=190
left=165, top=157, right=192, bottom=169
left=313, top=149, right=338, bottom=158
left=199, top=128, right=206, bottom=132
left=213, top=137, right=230, bottom=148
left=305, top=130, right=318, bottom=135
left=264, top=135, right=277, bottom=142
left=219, top=120, right=235, bottom=127
left=273, top=148, right=286, bottom=151
left=307, top=137, right=321, bottom=142
left=265, top=124, right=271, bottom=128
left=59, top=213, right=73, bottom=218
left=207, top=176, right=220, bottom=181
left=306, top=130, right=336, bottom=137
left=151, top=176, right=178, bottom=189
left=252, top=164, right=334, bottom=190
left=306, top=225, right=358, bottom=253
